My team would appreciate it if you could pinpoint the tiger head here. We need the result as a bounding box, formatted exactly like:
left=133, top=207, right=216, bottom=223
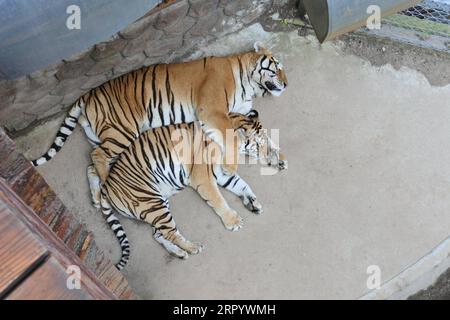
left=238, top=110, right=287, bottom=170
left=251, top=43, right=288, bottom=98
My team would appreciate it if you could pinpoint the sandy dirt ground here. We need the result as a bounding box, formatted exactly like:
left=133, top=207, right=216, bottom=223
left=17, top=25, right=450, bottom=299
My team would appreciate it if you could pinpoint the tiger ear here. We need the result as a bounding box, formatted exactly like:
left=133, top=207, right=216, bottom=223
left=247, top=110, right=259, bottom=120
left=253, top=42, right=270, bottom=55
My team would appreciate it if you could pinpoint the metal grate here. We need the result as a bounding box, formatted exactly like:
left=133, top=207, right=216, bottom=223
left=402, top=0, right=450, bottom=24
left=384, top=0, right=450, bottom=37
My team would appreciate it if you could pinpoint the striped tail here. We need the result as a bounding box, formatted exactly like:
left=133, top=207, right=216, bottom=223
left=100, top=192, right=130, bottom=271
left=31, top=100, right=83, bottom=167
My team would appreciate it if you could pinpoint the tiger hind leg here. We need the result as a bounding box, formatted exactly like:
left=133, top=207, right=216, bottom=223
left=141, top=200, right=203, bottom=257
left=79, top=114, right=100, bottom=146
left=153, top=229, right=189, bottom=259
left=216, top=169, right=263, bottom=214
left=91, top=145, right=114, bottom=184
left=91, top=133, right=133, bottom=184
left=87, top=164, right=101, bottom=209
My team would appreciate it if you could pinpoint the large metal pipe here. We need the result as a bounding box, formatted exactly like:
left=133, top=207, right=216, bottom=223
left=300, top=0, right=421, bottom=43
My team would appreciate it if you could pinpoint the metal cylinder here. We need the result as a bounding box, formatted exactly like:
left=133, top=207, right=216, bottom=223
left=300, top=0, right=422, bottom=42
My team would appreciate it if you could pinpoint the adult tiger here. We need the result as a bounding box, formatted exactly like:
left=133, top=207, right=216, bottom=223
left=87, top=110, right=284, bottom=270
left=31, top=45, right=288, bottom=186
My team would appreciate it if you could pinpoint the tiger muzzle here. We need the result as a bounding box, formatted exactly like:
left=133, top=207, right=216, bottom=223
left=265, top=81, right=280, bottom=91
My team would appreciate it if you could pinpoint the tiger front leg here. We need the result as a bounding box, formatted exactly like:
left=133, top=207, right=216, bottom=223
left=191, top=166, right=244, bottom=231
left=199, top=118, right=239, bottom=175
left=221, top=132, right=240, bottom=176
left=264, top=134, right=288, bottom=171
left=197, top=98, right=239, bottom=176
left=216, top=169, right=263, bottom=214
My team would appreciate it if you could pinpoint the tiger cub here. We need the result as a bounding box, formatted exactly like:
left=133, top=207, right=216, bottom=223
left=88, top=111, right=284, bottom=270
left=31, top=46, right=288, bottom=191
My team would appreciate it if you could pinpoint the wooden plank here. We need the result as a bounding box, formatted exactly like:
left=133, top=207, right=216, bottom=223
left=0, top=179, right=117, bottom=300
left=0, top=200, right=48, bottom=297
left=6, top=257, right=92, bottom=300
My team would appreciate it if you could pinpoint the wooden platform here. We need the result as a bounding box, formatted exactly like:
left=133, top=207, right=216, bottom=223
left=0, top=179, right=117, bottom=299
left=0, top=127, right=136, bottom=299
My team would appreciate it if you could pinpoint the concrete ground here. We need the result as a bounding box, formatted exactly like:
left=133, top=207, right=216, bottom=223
left=16, top=25, right=450, bottom=299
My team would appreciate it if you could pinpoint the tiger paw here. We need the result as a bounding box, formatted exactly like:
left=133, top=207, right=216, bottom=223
left=221, top=210, right=243, bottom=231
left=154, top=230, right=189, bottom=259
left=184, top=241, right=204, bottom=255
left=170, top=247, right=189, bottom=260
left=278, top=152, right=288, bottom=170
left=278, top=159, right=288, bottom=170
left=243, top=196, right=263, bottom=214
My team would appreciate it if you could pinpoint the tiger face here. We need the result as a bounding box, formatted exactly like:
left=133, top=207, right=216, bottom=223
left=238, top=111, right=285, bottom=170
left=252, top=49, right=288, bottom=97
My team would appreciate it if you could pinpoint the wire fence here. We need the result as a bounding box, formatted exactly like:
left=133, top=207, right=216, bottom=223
left=383, top=0, right=450, bottom=37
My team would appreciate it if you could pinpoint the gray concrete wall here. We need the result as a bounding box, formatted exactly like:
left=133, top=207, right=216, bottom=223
left=0, top=0, right=274, bottom=134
